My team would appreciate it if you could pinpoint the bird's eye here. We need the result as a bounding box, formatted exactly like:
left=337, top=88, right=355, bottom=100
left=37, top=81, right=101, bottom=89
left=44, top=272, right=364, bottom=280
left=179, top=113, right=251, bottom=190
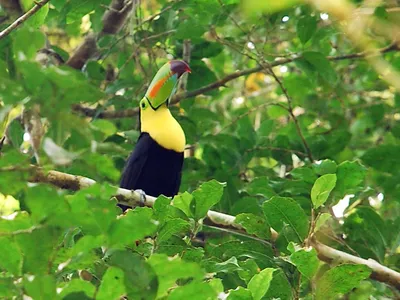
left=140, top=98, right=147, bottom=110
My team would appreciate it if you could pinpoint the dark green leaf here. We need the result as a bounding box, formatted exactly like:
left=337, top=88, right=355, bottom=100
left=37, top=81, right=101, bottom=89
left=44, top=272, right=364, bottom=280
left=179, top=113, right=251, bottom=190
left=263, top=196, right=309, bottom=242
left=297, top=16, right=317, bottom=44
left=234, top=213, right=271, bottom=239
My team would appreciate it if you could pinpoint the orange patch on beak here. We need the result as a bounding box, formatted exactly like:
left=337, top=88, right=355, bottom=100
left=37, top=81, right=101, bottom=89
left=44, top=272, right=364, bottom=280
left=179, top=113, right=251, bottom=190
left=148, top=75, right=170, bottom=99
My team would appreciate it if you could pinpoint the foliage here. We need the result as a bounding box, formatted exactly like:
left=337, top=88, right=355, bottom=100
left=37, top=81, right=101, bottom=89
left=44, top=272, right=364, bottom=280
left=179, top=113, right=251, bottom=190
left=0, top=0, right=400, bottom=299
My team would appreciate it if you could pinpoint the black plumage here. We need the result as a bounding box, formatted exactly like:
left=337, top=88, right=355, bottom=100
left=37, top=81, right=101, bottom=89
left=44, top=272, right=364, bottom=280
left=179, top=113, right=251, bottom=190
left=119, top=132, right=184, bottom=211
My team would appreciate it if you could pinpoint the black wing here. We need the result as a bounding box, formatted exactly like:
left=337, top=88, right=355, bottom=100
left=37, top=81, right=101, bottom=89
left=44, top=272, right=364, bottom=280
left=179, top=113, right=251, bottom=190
left=119, top=132, right=151, bottom=190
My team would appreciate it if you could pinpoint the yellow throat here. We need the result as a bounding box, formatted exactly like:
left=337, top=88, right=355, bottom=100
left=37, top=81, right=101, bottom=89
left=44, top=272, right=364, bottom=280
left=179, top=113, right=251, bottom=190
left=140, top=104, right=186, bottom=153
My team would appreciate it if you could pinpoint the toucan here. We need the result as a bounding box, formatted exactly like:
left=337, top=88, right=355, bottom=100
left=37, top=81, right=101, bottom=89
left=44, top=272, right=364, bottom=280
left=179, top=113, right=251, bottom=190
left=119, top=60, right=191, bottom=210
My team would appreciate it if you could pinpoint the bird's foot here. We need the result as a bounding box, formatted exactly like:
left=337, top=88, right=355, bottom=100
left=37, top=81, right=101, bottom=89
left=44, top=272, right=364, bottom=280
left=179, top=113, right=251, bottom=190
left=135, top=189, right=147, bottom=207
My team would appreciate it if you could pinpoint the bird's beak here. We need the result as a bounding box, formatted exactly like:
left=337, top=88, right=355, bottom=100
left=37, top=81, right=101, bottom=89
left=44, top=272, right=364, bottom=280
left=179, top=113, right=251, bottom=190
left=145, top=60, right=191, bottom=110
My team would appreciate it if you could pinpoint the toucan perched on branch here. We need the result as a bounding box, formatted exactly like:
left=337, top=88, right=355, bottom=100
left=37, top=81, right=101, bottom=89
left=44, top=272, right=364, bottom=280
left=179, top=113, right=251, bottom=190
left=119, top=60, right=191, bottom=210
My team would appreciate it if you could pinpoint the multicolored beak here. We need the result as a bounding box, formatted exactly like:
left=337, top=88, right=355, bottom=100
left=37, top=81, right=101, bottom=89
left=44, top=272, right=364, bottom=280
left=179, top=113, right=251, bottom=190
left=145, top=60, right=191, bottom=110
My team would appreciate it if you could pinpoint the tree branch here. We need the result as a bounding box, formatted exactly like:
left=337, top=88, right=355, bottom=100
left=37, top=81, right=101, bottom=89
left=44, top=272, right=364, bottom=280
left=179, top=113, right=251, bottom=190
left=21, top=167, right=400, bottom=290
left=0, top=0, right=51, bottom=40
left=66, top=0, right=134, bottom=69
left=311, top=238, right=400, bottom=290
left=73, top=41, right=399, bottom=119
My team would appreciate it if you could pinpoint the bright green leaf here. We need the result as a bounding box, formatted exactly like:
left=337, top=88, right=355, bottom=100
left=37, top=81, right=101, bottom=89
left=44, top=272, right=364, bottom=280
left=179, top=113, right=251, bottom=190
left=248, top=268, right=275, bottom=300
left=96, top=267, right=126, bottom=300
left=192, top=180, right=225, bottom=220
left=311, top=174, right=337, bottom=208
left=290, top=248, right=319, bottom=279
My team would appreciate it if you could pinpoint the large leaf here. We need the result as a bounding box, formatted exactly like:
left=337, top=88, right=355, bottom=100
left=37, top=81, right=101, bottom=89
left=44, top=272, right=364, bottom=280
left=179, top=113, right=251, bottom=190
left=192, top=180, right=225, bottom=220
left=108, top=250, right=158, bottom=300
left=247, top=268, right=275, bottom=300
left=147, top=254, right=205, bottom=298
left=263, top=196, right=309, bottom=242
left=234, top=213, right=271, bottom=239
left=316, top=264, right=371, bottom=300
left=311, top=174, right=337, bottom=208
left=361, top=145, right=400, bottom=173
left=107, top=207, right=157, bottom=247
left=297, top=15, right=317, bottom=44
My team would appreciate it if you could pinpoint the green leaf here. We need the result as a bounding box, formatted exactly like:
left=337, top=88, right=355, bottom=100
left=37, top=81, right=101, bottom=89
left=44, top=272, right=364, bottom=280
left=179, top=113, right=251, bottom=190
left=297, top=16, right=317, bottom=44
left=311, top=174, right=337, bottom=208
left=15, top=227, right=62, bottom=274
left=246, top=176, right=275, bottom=198
left=361, top=145, right=400, bottom=173
left=91, top=119, right=117, bottom=138
left=168, top=281, right=217, bottom=300
left=108, top=207, right=157, bottom=247
left=24, top=275, right=56, bottom=300
left=12, top=27, right=45, bottom=60
left=290, top=248, right=319, bottom=279
left=302, top=51, right=338, bottom=83
left=343, top=207, right=388, bottom=262
left=203, top=257, right=242, bottom=273
left=172, top=192, right=194, bottom=218
left=264, top=269, right=293, bottom=299
left=147, top=254, right=205, bottom=298
left=316, top=264, right=371, bottom=300
left=238, top=259, right=260, bottom=283
left=20, top=0, right=49, bottom=27
left=247, top=268, right=275, bottom=300
left=96, top=267, right=126, bottom=300
left=313, top=159, right=337, bottom=175
left=108, top=250, right=157, bottom=300
left=334, top=161, right=366, bottom=196
left=212, top=241, right=274, bottom=269
left=67, top=184, right=118, bottom=236
left=157, top=218, right=190, bottom=244
left=227, top=287, right=253, bottom=299
left=58, top=279, right=96, bottom=299
left=0, top=277, right=19, bottom=298
left=192, top=180, right=225, bottom=220
left=234, top=213, right=271, bottom=239
left=0, top=237, right=22, bottom=275
left=263, top=196, right=309, bottom=242
left=24, top=185, right=69, bottom=224
left=66, top=0, right=96, bottom=24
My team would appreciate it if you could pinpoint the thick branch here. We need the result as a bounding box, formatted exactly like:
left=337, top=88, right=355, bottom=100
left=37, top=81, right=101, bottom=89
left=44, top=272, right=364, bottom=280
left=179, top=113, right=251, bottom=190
left=66, top=0, right=133, bottom=69
left=25, top=168, right=400, bottom=290
left=311, top=238, right=400, bottom=290
left=73, top=42, right=399, bottom=119
left=0, top=0, right=51, bottom=40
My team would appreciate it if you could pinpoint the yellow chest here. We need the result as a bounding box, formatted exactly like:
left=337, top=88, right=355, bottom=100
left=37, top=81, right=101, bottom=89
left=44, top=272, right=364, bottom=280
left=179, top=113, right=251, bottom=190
left=140, top=107, right=186, bottom=153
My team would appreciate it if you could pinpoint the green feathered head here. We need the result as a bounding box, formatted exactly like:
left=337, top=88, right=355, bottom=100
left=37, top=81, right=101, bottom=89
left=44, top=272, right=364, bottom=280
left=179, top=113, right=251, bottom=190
left=144, top=60, right=191, bottom=110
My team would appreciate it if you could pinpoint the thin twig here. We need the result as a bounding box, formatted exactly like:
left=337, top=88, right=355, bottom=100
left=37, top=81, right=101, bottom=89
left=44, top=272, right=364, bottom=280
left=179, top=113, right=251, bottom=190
left=267, top=68, right=314, bottom=161
left=213, top=102, right=287, bottom=135
left=0, top=0, right=51, bottom=40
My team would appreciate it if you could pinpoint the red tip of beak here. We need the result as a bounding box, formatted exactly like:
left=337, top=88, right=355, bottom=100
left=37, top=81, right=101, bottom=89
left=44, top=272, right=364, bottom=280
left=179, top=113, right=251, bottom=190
left=170, top=60, right=191, bottom=77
